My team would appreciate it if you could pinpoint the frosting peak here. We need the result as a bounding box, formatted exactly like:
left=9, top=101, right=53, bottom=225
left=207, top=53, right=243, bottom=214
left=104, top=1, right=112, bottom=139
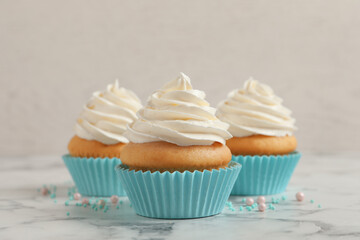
left=125, top=73, right=232, bottom=146
left=161, top=72, right=193, bottom=92
left=217, top=77, right=296, bottom=137
left=75, top=80, right=142, bottom=145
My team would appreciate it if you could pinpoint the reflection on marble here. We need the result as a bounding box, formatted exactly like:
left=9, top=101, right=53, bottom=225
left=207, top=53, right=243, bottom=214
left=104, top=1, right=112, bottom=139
left=0, top=153, right=360, bottom=240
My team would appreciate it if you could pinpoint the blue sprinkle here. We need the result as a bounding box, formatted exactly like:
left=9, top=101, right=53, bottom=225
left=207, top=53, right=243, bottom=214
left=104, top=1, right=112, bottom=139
left=95, top=207, right=98, bottom=211
left=54, top=200, right=57, bottom=203
left=83, top=204, right=87, bottom=208
left=318, top=204, right=322, bottom=208
left=119, top=200, right=123, bottom=205
left=310, top=199, right=314, bottom=203
left=281, top=195, right=287, bottom=200
left=65, top=201, right=69, bottom=206
left=239, top=206, right=243, bottom=211
left=246, top=206, right=252, bottom=211
left=116, top=205, right=120, bottom=209
left=242, top=198, right=246, bottom=203
left=76, top=203, right=82, bottom=207
left=66, top=212, right=70, bottom=216
left=50, top=193, right=56, bottom=199
left=69, top=196, right=74, bottom=201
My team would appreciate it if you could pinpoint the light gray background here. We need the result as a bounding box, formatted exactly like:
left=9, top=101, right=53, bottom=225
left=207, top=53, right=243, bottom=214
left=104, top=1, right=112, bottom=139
left=1, top=0, right=359, bottom=156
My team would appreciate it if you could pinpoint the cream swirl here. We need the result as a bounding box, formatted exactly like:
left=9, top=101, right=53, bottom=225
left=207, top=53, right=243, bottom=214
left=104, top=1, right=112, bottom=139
left=124, top=73, right=232, bottom=146
left=216, top=77, right=296, bottom=137
left=75, top=80, right=142, bottom=145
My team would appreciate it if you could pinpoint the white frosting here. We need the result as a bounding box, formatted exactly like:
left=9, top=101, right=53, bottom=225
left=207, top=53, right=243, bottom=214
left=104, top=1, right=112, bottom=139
left=75, top=80, right=142, bottom=145
left=124, top=73, right=232, bottom=146
left=216, top=77, right=297, bottom=137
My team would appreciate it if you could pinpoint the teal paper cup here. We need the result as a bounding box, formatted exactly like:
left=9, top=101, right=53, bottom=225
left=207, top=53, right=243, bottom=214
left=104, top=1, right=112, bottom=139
left=115, top=161, right=242, bottom=219
left=230, top=151, right=301, bottom=196
left=62, top=154, right=126, bottom=197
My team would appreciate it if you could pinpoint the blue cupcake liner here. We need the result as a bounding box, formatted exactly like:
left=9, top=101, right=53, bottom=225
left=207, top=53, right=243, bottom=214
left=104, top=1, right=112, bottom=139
left=230, top=152, right=301, bottom=196
left=115, top=161, right=242, bottom=219
left=62, top=154, right=126, bottom=197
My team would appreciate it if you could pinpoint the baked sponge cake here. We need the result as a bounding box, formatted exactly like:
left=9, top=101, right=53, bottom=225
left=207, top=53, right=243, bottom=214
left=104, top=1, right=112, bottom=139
left=217, top=78, right=301, bottom=195
left=115, top=73, right=241, bottom=219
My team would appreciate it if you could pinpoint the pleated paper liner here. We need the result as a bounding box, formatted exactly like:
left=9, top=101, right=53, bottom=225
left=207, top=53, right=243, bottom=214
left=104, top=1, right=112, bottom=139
left=230, top=151, right=301, bottom=196
left=62, top=154, right=126, bottom=197
left=115, top=161, right=242, bottom=219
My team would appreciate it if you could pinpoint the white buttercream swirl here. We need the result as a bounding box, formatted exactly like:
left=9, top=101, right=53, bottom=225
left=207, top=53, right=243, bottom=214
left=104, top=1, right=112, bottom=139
left=216, top=77, right=296, bottom=137
left=124, top=73, right=232, bottom=146
left=75, top=80, right=142, bottom=145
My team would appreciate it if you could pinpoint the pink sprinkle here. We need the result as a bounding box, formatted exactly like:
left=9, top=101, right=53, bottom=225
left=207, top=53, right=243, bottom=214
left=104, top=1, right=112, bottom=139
left=41, top=187, right=49, bottom=196
left=110, top=195, right=119, bottom=204
left=257, top=196, right=266, bottom=204
left=258, top=203, right=266, bottom=212
left=81, top=198, right=89, bottom=205
left=246, top=198, right=254, bottom=206
left=296, top=192, right=305, bottom=201
left=74, top=193, right=81, bottom=200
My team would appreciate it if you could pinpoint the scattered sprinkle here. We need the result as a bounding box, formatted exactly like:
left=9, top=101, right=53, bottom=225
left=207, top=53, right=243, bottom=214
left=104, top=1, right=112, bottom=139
left=83, top=204, right=87, bottom=208
left=318, top=204, right=322, bottom=208
left=242, top=198, right=246, bottom=203
left=50, top=193, right=56, bottom=199
left=65, top=201, right=69, bottom=206
left=239, top=206, right=243, bottom=211
left=53, top=200, right=57, bottom=203
left=66, top=212, right=70, bottom=216
left=310, top=199, right=314, bottom=204
left=246, top=206, right=252, bottom=211
left=281, top=195, right=287, bottom=200
left=116, top=205, right=120, bottom=210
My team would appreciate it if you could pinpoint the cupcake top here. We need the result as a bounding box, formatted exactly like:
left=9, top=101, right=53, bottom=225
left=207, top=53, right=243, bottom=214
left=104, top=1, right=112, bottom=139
left=216, top=77, right=296, bottom=137
left=75, top=80, right=142, bottom=145
left=124, top=73, right=232, bottom=146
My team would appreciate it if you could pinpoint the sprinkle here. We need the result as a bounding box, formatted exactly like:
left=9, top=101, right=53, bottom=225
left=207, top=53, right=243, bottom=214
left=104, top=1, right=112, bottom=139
left=281, top=195, right=287, bottom=200
left=110, top=195, right=119, bottom=204
left=242, top=198, right=246, bottom=203
left=258, top=203, right=266, bottom=212
left=95, top=207, right=98, bottom=211
left=116, top=205, right=120, bottom=209
left=82, top=198, right=89, bottom=205
left=75, top=203, right=82, bottom=207
left=41, top=187, right=49, bottom=196
left=296, top=192, right=305, bottom=202
left=66, top=212, right=70, bottom=216
left=268, top=204, right=273, bottom=209
left=50, top=193, right=56, bottom=199
left=246, top=198, right=254, bottom=206
left=69, top=196, right=74, bottom=201
left=54, top=200, right=57, bottom=203
left=318, top=204, right=322, bottom=208
left=98, top=199, right=106, bottom=208
left=239, top=206, right=243, bottom=211
left=83, top=204, right=87, bottom=208
left=119, top=200, right=123, bottom=205
left=310, top=199, right=314, bottom=204
left=73, top=193, right=81, bottom=200
left=246, top=206, right=252, bottom=211
left=65, top=201, right=69, bottom=206
left=257, top=196, right=266, bottom=204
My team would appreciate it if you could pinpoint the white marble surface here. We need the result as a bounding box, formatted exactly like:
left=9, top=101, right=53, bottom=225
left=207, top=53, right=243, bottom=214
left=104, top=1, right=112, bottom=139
left=1, top=153, right=360, bottom=240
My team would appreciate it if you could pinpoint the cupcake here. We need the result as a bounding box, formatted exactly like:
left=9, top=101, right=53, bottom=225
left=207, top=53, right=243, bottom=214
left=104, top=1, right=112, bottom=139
left=116, top=73, right=242, bottom=219
left=63, top=80, right=142, bottom=197
left=217, top=78, right=301, bottom=195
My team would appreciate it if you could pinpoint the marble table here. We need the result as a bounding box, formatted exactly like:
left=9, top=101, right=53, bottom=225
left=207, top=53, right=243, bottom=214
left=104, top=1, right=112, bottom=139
left=1, top=153, right=359, bottom=240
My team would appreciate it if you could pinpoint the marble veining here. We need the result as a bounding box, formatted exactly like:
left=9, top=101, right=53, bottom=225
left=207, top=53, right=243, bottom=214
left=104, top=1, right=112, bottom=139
left=0, top=153, right=359, bottom=240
